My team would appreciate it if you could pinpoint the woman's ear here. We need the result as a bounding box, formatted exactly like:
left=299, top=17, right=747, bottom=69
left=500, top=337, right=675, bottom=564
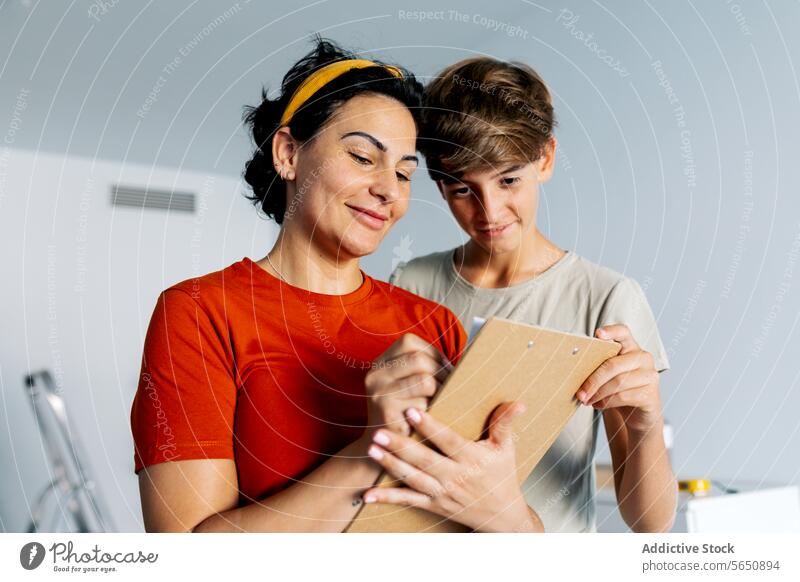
left=271, top=126, right=298, bottom=181
left=535, top=136, right=557, bottom=182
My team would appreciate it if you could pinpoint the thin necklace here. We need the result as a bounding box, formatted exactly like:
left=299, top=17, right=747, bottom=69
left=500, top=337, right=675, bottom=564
left=264, top=251, right=365, bottom=288
left=264, top=252, right=286, bottom=282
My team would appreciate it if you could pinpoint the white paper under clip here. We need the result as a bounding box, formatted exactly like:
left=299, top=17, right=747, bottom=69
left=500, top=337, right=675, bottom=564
left=467, top=316, right=487, bottom=345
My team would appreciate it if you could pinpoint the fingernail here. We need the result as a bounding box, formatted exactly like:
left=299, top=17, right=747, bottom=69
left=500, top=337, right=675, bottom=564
left=577, top=391, right=587, bottom=403
left=405, top=407, right=422, bottom=424
left=363, top=493, right=377, bottom=504
left=368, top=445, right=384, bottom=460
left=373, top=431, right=390, bottom=446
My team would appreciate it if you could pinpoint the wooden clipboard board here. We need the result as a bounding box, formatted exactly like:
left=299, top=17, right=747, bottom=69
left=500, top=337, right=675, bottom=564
left=346, top=317, right=621, bottom=532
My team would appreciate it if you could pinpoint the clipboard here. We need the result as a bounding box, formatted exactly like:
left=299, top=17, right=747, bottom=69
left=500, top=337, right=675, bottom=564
left=346, top=317, right=621, bottom=532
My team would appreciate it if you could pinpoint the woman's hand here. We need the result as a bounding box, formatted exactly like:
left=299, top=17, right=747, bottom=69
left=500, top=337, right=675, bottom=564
left=576, top=324, right=664, bottom=435
left=362, top=403, right=540, bottom=532
left=364, top=334, right=452, bottom=436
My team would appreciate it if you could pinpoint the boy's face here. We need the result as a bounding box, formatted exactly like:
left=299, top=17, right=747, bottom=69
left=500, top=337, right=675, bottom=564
left=437, top=139, right=556, bottom=256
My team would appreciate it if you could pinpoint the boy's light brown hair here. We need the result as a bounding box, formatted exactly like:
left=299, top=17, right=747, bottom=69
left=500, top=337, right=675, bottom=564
left=420, top=57, right=556, bottom=180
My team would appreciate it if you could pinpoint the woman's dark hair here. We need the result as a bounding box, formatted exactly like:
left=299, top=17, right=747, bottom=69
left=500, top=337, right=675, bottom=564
left=243, top=37, right=423, bottom=224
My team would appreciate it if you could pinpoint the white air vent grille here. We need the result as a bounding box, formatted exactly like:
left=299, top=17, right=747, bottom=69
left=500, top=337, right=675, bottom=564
left=110, top=185, right=195, bottom=213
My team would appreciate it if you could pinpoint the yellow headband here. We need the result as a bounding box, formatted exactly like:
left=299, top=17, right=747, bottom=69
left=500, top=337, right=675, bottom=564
left=279, top=59, right=403, bottom=126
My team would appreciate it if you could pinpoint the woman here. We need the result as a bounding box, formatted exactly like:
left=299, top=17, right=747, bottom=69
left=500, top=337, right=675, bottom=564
left=130, top=39, right=537, bottom=533
left=387, top=58, right=678, bottom=532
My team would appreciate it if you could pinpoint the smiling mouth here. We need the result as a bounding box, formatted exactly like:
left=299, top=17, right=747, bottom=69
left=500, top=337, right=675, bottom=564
left=345, top=204, right=388, bottom=230
left=478, top=223, right=513, bottom=238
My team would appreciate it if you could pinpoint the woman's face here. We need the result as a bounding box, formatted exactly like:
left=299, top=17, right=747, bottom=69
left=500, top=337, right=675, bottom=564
left=284, top=94, right=419, bottom=261
left=438, top=142, right=555, bottom=256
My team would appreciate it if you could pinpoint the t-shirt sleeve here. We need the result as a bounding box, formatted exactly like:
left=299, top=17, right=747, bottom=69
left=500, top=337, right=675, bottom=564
left=437, top=306, right=468, bottom=367
left=596, top=277, right=670, bottom=373
left=130, top=288, right=237, bottom=474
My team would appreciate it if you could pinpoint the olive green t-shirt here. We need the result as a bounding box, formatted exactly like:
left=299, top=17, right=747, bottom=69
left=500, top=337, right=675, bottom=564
left=389, top=249, right=669, bottom=533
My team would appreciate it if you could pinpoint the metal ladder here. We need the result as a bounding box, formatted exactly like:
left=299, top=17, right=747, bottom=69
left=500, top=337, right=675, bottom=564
left=24, top=370, right=115, bottom=533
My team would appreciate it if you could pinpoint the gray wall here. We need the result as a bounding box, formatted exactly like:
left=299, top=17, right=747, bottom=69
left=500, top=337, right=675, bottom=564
left=2, top=0, right=799, bottom=531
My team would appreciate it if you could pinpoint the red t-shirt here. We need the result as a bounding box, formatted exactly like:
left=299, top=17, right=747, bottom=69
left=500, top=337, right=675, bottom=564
left=130, top=257, right=466, bottom=505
